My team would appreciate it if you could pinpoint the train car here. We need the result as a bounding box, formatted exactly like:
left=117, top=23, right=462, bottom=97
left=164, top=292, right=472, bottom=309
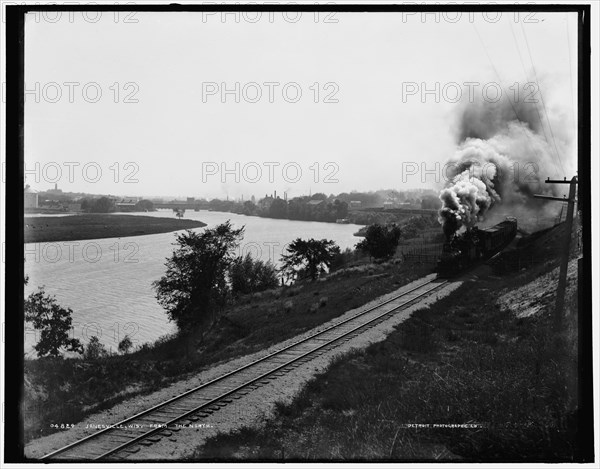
left=437, top=218, right=517, bottom=277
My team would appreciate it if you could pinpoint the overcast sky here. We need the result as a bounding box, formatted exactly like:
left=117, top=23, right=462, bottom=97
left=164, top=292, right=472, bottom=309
left=24, top=9, right=578, bottom=199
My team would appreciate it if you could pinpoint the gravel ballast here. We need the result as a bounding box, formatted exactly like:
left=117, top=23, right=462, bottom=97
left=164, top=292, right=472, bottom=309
left=25, top=273, right=463, bottom=460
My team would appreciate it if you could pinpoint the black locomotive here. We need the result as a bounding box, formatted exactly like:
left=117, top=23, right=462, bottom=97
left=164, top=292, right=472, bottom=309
left=436, top=218, right=518, bottom=277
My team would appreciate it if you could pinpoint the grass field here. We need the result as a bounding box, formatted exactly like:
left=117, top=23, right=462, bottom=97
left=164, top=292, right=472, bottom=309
left=24, top=214, right=206, bottom=243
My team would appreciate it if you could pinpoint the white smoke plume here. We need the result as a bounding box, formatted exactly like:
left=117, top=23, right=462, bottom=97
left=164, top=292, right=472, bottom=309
left=439, top=97, right=574, bottom=238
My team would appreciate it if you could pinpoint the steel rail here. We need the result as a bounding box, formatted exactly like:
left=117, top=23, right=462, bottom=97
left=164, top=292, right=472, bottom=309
left=41, top=277, right=447, bottom=461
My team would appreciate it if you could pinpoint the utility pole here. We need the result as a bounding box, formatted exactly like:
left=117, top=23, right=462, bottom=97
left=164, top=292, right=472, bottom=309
left=534, top=176, right=578, bottom=331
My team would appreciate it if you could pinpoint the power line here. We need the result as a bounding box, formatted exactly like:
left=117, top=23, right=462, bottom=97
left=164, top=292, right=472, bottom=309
left=565, top=14, right=577, bottom=128
left=508, top=19, right=560, bottom=178
left=520, top=22, right=566, bottom=175
left=472, top=23, right=523, bottom=123
left=472, top=23, right=561, bottom=179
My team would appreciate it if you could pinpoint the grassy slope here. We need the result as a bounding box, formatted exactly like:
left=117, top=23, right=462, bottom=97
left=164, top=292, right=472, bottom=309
left=24, top=214, right=206, bottom=243
left=24, top=259, right=434, bottom=443
left=194, top=232, right=581, bottom=462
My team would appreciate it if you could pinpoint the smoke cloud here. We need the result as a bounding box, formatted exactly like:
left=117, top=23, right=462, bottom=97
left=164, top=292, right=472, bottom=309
left=439, top=97, right=574, bottom=237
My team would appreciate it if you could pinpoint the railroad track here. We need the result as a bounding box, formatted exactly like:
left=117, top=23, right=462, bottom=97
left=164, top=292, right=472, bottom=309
left=41, top=276, right=448, bottom=461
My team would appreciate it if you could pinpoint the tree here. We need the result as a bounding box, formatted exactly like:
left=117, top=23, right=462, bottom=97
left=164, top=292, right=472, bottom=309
left=421, top=195, right=440, bottom=210
left=153, top=222, right=245, bottom=331
left=281, top=238, right=340, bottom=281
left=90, top=197, right=115, bottom=213
left=135, top=199, right=155, bottom=211
left=333, top=199, right=349, bottom=219
left=84, top=336, right=109, bottom=359
left=356, top=223, right=402, bottom=260
left=229, top=253, right=279, bottom=295
left=24, top=287, right=83, bottom=357
left=269, top=198, right=288, bottom=219
left=242, top=200, right=256, bottom=216
left=118, top=335, right=133, bottom=354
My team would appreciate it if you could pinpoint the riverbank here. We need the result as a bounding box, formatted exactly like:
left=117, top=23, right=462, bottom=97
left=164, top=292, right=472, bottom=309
left=24, top=214, right=206, bottom=243
left=23, top=257, right=435, bottom=443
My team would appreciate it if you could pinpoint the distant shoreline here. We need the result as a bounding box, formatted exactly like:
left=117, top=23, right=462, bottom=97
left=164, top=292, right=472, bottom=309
left=24, top=214, right=207, bottom=243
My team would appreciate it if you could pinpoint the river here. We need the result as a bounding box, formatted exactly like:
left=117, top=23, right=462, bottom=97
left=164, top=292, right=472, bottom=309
left=24, top=211, right=363, bottom=356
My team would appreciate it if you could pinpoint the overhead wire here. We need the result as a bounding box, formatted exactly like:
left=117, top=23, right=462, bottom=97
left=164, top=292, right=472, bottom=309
left=508, top=18, right=561, bottom=177
left=472, top=22, right=561, bottom=178
left=520, top=22, right=566, bottom=175
left=472, top=23, right=523, bottom=123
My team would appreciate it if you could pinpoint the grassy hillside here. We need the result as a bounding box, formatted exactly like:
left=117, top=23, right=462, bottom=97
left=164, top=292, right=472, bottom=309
left=193, top=225, right=584, bottom=462
left=24, top=258, right=434, bottom=443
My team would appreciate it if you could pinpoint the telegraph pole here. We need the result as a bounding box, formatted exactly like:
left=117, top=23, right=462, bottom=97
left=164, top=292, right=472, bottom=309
left=534, top=176, right=578, bottom=331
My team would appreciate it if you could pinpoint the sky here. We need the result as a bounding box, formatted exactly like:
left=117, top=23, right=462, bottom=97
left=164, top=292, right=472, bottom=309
left=23, top=9, right=578, bottom=200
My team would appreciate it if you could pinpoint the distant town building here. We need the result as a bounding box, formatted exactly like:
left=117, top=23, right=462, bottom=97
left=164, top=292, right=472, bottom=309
left=349, top=200, right=362, bottom=209
left=115, top=203, right=136, bottom=212
left=383, top=201, right=395, bottom=210
left=47, top=183, right=62, bottom=194
left=24, top=185, right=38, bottom=208
left=115, top=197, right=138, bottom=212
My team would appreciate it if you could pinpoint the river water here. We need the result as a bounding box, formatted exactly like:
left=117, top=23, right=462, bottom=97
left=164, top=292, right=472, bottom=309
left=24, top=211, right=363, bottom=356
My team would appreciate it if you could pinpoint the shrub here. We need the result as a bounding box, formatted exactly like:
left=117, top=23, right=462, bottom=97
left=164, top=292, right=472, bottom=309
left=118, top=335, right=133, bottom=354
left=356, top=224, right=402, bottom=260
left=229, top=253, right=279, bottom=295
left=84, top=336, right=109, bottom=359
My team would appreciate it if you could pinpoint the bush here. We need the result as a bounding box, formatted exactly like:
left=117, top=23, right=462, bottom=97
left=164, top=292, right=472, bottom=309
left=84, top=336, right=109, bottom=359
left=118, top=335, right=133, bottom=354
left=229, top=253, right=279, bottom=295
left=329, top=248, right=363, bottom=271
left=356, top=224, right=402, bottom=260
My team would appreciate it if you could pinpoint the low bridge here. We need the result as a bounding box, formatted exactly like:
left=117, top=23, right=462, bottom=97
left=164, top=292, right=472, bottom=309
left=154, top=202, right=210, bottom=211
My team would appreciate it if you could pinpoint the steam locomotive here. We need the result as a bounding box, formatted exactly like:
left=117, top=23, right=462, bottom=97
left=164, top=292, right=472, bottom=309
left=436, top=218, right=518, bottom=277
